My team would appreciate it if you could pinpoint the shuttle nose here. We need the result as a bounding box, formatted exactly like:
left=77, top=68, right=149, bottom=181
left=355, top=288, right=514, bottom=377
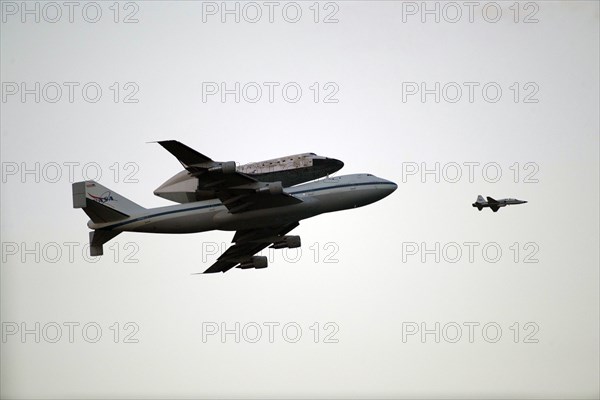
left=316, top=157, right=344, bottom=174
left=328, top=158, right=344, bottom=170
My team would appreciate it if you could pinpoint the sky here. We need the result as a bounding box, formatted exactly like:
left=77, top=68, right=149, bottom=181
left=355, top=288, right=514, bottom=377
left=1, top=1, right=599, bottom=398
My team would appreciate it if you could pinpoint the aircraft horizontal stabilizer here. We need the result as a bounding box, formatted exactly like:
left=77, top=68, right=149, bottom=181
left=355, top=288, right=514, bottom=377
left=89, top=230, right=121, bottom=256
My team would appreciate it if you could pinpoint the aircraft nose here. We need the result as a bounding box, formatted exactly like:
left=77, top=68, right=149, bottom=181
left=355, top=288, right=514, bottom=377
left=381, top=177, right=397, bottom=188
left=380, top=179, right=397, bottom=196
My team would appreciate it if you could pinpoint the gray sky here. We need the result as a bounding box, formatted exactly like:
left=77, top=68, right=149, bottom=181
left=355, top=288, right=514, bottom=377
left=1, top=1, right=598, bottom=398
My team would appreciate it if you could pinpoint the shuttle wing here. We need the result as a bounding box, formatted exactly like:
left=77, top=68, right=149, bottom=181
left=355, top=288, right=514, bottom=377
left=202, top=222, right=300, bottom=273
left=157, top=140, right=302, bottom=213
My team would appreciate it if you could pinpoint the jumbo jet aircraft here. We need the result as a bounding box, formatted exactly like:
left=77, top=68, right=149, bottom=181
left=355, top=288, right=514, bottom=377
left=72, top=141, right=397, bottom=273
left=472, top=195, right=527, bottom=212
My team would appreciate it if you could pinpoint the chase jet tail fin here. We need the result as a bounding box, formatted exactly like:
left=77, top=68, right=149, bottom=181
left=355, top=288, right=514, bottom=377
left=477, top=195, right=485, bottom=203
left=72, top=181, right=145, bottom=224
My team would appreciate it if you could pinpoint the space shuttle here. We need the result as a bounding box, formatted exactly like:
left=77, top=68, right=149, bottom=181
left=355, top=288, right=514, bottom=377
left=154, top=149, right=344, bottom=203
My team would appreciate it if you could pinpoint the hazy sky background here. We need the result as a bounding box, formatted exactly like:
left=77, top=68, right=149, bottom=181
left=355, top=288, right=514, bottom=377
left=1, top=1, right=598, bottom=398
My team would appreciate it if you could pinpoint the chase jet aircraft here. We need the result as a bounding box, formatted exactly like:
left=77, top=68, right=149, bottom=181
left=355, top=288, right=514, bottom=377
left=73, top=141, right=396, bottom=273
left=472, top=195, right=527, bottom=212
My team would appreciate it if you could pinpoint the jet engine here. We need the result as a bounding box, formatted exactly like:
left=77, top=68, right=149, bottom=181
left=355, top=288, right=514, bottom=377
left=271, top=235, right=301, bottom=249
left=238, top=256, right=268, bottom=269
left=208, top=161, right=236, bottom=174
left=255, top=181, right=283, bottom=195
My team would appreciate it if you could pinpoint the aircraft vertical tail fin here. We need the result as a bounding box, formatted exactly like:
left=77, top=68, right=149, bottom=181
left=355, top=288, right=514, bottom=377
left=476, top=195, right=485, bottom=203
left=72, top=181, right=145, bottom=223
left=73, top=181, right=144, bottom=256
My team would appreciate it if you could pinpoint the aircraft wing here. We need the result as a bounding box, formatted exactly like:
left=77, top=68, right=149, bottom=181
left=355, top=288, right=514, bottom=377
left=202, top=222, right=300, bottom=274
left=157, top=140, right=302, bottom=213
left=486, top=196, right=499, bottom=204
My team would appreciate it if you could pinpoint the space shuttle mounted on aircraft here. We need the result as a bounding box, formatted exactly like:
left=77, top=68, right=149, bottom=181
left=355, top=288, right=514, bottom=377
left=154, top=150, right=344, bottom=203
left=72, top=141, right=396, bottom=273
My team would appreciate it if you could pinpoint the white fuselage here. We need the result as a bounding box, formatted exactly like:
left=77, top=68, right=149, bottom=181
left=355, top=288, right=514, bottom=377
left=89, top=174, right=397, bottom=234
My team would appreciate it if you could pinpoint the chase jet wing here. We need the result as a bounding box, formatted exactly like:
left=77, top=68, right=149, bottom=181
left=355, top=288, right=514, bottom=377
left=202, top=222, right=300, bottom=273
left=157, top=141, right=302, bottom=213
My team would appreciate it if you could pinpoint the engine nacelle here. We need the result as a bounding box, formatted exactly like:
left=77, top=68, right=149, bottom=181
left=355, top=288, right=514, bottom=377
left=256, top=181, right=283, bottom=195
left=238, top=256, right=268, bottom=269
left=209, top=161, right=236, bottom=174
left=272, top=235, right=301, bottom=249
